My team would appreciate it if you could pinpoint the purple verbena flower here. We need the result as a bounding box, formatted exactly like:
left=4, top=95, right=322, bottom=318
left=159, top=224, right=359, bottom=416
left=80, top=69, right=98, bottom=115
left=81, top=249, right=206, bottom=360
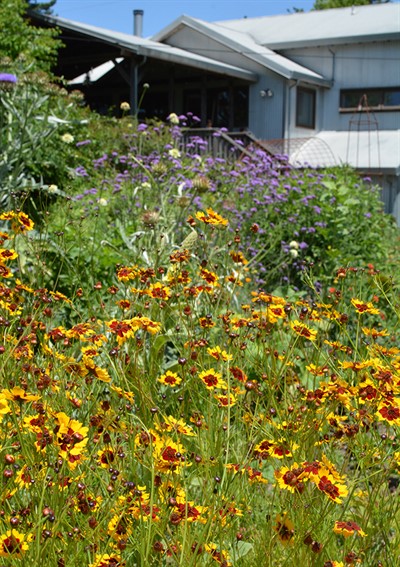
left=0, top=73, right=17, bottom=83
left=76, top=139, right=91, bottom=147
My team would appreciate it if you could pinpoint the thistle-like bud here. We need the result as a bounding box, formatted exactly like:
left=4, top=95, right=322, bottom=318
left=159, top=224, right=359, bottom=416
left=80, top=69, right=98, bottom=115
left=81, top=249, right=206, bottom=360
left=192, top=175, right=211, bottom=194
left=141, top=211, right=160, bottom=228
left=151, top=162, right=168, bottom=177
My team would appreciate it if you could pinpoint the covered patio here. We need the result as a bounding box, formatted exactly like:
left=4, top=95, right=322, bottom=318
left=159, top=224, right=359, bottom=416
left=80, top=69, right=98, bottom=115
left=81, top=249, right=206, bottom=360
left=30, top=12, right=257, bottom=128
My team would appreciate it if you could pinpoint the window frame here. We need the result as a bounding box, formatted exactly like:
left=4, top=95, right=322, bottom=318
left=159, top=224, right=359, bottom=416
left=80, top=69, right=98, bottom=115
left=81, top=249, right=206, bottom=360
left=339, top=87, right=400, bottom=113
left=296, top=86, right=316, bottom=129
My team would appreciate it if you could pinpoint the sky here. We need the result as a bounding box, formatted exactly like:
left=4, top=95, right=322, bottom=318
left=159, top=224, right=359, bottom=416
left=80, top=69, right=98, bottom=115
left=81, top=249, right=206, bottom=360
left=52, top=0, right=317, bottom=37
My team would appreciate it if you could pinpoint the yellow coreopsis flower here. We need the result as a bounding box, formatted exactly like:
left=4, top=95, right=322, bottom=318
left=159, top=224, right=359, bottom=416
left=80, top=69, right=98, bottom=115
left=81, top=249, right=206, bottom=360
left=158, top=370, right=182, bottom=387
left=1, top=387, right=40, bottom=403
left=146, top=282, right=172, bottom=300
left=316, top=474, right=348, bottom=503
left=89, top=552, right=126, bottom=567
left=333, top=520, right=366, bottom=538
left=152, top=436, right=188, bottom=473
left=207, top=345, right=233, bottom=362
left=199, top=369, right=227, bottom=390
left=0, top=248, right=17, bottom=263
left=159, top=415, right=195, bottom=436
left=273, top=512, right=295, bottom=546
left=0, top=529, right=31, bottom=558
left=351, top=298, right=380, bottom=315
left=195, top=207, right=228, bottom=227
left=290, top=320, right=317, bottom=341
left=0, top=397, right=11, bottom=421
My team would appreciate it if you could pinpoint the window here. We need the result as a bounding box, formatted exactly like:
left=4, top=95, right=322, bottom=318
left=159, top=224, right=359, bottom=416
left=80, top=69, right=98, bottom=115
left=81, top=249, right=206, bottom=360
left=296, top=87, right=316, bottom=129
left=340, top=87, right=400, bottom=112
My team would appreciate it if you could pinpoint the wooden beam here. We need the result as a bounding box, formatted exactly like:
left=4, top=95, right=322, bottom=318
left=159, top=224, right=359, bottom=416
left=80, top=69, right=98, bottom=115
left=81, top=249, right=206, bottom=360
left=112, top=59, right=130, bottom=85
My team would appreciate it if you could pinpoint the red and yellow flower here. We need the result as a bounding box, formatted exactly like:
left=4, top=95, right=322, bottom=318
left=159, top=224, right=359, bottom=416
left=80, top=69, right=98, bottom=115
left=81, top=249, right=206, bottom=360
left=89, top=553, right=126, bottom=567
left=351, top=298, right=380, bottom=315
left=199, top=268, right=220, bottom=287
left=55, top=412, right=89, bottom=468
left=158, top=415, right=195, bottom=436
left=207, top=345, right=232, bottom=362
left=275, top=463, right=306, bottom=494
left=204, top=543, right=232, bottom=565
left=376, top=400, right=400, bottom=425
left=273, top=512, right=295, bottom=545
left=290, top=320, right=317, bottom=341
left=153, top=437, right=188, bottom=472
left=333, top=520, right=366, bottom=538
left=158, top=370, right=182, bottom=387
left=0, top=529, right=31, bottom=558
left=198, top=369, right=227, bottom=390
left=317, top=474, right=348, bottom=503
left=195, top=208, right=228, bottom=227
left=145, top=282, right=172, bottom=300
left=0, top=248, right=18, bottom=263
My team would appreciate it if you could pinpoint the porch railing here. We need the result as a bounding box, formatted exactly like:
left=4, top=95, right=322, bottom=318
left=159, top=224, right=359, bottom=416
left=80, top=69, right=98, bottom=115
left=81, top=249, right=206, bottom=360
left=179, top=128, right=267, bottom=160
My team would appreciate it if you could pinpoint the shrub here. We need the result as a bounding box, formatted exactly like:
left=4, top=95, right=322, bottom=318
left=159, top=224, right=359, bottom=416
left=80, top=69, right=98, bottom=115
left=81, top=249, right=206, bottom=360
left=23, top=118, right=397, bottom=299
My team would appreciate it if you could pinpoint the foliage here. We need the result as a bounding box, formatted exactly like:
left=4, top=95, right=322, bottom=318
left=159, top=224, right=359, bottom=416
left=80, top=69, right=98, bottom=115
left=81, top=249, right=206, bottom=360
left=0, top=0, right=61, bottom=74
left=313, top=0, right=388, bottom=10
left=0, top=69, right=95, bottom=213
left=19, top=117, right=397, bottom=302
left=27, top=0, right=56, bottom=14
left=0, top=19, right=398, bottom=558
left=0, top=208, right=399, bottom=566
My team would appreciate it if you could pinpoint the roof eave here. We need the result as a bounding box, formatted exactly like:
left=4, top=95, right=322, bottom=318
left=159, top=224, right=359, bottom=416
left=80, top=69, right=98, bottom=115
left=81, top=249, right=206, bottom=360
left=245, top=54, right=330, bottom=86
left=151, top=15, right=193, bottom=42
left=290, top=73, right=332, bottom=88
left=142, top=47, right=258, bottom=80
left=264, top=32, right=400, bottom=50
left=33, top=13, right=257, bottom=82
left=153, top=16, right=329, bottom=85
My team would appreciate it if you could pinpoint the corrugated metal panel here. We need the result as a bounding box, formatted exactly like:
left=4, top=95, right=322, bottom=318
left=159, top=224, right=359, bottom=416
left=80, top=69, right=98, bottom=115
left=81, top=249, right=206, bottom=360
left=214, top=4, right=400, bottom=49
left=280, top=42, right=400, bottom=133
left=154, top=16, right=330, bottom=86
left=389, top=176, right=400, bottom=225
left=370, top=174, right=400, bottom=225
left=165, top=26, right=266, bottom=75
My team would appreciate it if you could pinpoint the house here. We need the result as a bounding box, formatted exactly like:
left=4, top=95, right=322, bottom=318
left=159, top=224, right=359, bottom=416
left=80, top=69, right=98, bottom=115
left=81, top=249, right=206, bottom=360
left=31, top=4, right=400, bottom=221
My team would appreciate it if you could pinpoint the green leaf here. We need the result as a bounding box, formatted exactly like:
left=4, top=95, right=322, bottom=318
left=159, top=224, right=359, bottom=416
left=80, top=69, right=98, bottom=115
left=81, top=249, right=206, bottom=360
left=234, top=541, right=254, bottom=559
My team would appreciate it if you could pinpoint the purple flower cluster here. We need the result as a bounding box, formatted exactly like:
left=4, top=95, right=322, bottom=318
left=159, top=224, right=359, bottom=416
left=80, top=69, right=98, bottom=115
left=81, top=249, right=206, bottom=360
left=67, top=119, right=388, bottom=292
left=0, top=73, right=17, bottom=83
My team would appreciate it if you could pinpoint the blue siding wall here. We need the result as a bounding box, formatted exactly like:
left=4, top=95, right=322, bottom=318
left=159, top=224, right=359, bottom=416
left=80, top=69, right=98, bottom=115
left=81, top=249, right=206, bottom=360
left=281, top=41, right=400, bottom=132
left=248, top=77, right=285, bottom=139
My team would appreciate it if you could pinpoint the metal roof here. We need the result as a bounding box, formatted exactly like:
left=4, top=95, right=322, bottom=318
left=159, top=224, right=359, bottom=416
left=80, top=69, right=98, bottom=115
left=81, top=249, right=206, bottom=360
left=214, top=3, right=400, bottom=49
left=152, top=15, right=330, bottom=86
left=35, top=14, right=258, bottom=82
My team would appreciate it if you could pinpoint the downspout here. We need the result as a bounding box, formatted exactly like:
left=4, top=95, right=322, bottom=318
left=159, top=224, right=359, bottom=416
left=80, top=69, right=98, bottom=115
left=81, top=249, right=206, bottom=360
left=282, top=83, right=286, bottom=141
left=328, top=48, right=336, bottom=85
left=286, top=79, right=298, bottom=156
